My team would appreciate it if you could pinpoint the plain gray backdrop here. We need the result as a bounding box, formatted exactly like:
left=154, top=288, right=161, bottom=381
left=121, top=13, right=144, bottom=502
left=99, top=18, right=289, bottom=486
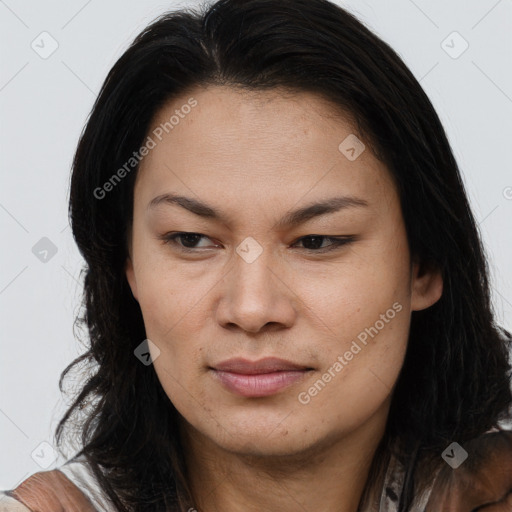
left=1, top=0, right=511, bottom=491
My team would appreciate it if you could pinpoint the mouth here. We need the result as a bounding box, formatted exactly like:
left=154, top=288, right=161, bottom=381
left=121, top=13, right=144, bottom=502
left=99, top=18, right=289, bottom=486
left=209, top=357, right=314, bottom=397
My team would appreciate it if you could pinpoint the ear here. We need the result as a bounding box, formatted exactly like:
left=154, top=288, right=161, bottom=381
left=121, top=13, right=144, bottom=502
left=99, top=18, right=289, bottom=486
left=125, top=256, right=139, bottom=302
left=410, top=256, right=443, bottom=311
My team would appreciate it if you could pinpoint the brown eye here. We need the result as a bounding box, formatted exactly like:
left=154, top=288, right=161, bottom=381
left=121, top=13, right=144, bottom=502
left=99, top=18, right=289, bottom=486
left=158, top=232, right=219, bottom=252
left=293, top=235, right=355, bottom=252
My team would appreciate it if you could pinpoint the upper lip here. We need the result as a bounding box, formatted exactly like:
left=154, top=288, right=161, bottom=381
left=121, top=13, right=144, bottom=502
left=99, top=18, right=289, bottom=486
left=211, top=357, right=312, bottom=375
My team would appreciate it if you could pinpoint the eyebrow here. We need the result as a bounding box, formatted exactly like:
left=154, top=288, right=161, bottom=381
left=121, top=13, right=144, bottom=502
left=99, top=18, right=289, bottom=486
left=147, top=193, right=368, bottom=229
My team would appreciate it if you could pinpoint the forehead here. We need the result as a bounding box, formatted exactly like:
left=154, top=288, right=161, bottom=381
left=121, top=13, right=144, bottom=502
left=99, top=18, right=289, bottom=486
left=146, top=85, right=358, bottom=161
left=135, top=85, right=396, bottom=216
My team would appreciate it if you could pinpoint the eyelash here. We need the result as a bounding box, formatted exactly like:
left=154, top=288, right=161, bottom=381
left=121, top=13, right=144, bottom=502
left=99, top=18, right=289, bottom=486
left=158, top=232, right=355, bottom=254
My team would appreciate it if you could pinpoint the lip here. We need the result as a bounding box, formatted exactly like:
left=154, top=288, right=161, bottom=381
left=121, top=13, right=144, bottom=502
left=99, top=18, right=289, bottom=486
left=212, top=357, right=312, bottom=374
left=210, top=357, right=313, bottom=397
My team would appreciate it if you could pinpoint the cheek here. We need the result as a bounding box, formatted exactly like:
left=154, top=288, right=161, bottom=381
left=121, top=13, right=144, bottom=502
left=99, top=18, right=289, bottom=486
left=133, top=251, right=206, bottom=339
left=297, top=242, right=411, bottom=343
left=291, top=245, right=412, bottom=417
left=295, top=306, right=410, bottom=437
left=139, top=281, right=207, bottom=417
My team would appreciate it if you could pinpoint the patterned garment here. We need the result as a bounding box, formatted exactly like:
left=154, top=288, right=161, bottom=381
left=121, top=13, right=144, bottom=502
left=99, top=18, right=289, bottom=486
left=1, top=429, right=512, bottom=511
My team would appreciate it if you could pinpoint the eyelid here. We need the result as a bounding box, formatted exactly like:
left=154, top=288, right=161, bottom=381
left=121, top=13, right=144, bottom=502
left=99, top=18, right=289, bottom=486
left=292, top=235, right=355, bottom=252
left=157, top=232, right=219, bottom=252
left=157, top=232, right=355, bottom=253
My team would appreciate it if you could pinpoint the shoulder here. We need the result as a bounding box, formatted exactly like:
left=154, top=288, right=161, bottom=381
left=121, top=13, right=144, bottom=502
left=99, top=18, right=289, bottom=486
left=426, top=429, right=512, bottom=511
left=0, top=493, right=31, bottom=512
left=0, top=468, right=97, bottom=512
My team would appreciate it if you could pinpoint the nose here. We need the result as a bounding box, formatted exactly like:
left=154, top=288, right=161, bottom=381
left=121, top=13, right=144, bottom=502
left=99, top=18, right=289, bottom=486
left=215, top=245, right=297, bottom=334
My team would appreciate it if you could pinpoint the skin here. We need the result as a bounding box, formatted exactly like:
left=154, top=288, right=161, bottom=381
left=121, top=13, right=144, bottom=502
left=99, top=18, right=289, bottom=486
left=125, top=85, right=443, bottom=512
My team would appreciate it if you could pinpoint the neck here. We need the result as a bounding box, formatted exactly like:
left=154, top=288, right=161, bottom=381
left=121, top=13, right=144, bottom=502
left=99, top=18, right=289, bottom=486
left=180, top=407, right=389, bottom=512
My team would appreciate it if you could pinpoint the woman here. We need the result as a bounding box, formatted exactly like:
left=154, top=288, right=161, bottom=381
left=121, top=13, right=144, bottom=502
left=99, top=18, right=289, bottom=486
left=2, top=0, right=511, bottom=510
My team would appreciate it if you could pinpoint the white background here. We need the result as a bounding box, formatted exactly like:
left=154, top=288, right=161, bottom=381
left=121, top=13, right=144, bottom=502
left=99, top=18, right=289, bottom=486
left=1, top=0, right=511, bottom=490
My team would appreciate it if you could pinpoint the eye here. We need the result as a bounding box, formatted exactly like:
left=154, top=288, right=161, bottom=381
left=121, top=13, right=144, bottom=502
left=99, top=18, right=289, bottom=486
left=158, top=232, right=354, bottom=254
left=291, top=235, right=355, bottom=252
left=159, top=232, right=218, bottom=252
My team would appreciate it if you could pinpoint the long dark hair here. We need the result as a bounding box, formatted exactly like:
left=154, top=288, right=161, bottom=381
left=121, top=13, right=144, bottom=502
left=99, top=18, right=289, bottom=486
left=55, top=0, right=512, bottom=510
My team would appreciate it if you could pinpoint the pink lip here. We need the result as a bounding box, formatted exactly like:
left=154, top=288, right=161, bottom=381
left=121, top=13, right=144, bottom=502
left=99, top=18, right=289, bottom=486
left=210, top=357, right=313, bottom=397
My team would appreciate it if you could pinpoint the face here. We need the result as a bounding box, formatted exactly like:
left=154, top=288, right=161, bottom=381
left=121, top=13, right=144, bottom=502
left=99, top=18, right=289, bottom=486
left=125, top=85, right=442, bottom=457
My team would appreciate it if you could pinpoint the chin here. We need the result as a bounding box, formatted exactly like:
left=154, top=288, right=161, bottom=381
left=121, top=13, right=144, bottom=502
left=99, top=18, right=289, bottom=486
left=200, top=410, right=324, bottom=457
left=220, top=432, right=313, bottom=458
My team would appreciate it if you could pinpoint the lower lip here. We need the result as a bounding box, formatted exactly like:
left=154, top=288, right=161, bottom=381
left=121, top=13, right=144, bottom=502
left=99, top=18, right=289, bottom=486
left=211, top=369, right=310, bottom=397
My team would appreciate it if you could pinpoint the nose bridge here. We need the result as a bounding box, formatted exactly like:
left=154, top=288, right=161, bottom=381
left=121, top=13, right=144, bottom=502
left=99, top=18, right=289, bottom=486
left=231, top=239, right=277, bottom=303
left=218, top=239, right=294, bottom=332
